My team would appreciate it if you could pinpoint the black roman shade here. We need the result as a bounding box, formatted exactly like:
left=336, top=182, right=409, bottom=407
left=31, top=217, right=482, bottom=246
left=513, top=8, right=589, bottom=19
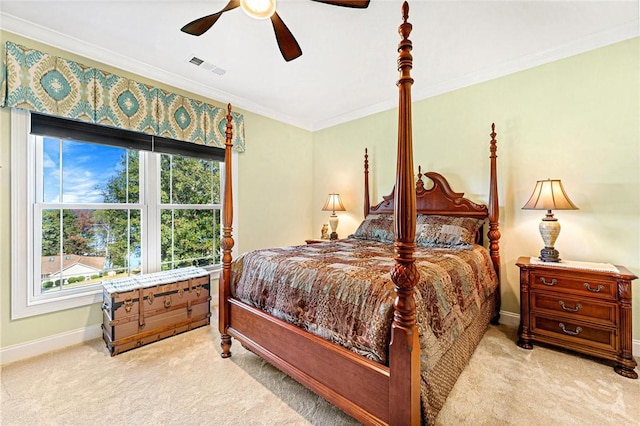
left=30, top=113, right=225, bottom=162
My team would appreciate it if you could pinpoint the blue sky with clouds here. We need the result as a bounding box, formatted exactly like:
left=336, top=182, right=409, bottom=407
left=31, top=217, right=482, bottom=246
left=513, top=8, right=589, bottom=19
left=42, top=138, right=126, bottom=204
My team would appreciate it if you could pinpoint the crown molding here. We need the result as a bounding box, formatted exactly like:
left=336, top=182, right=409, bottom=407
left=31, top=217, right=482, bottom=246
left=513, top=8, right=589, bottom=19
left=0, top=12, right=312, bottom=130
left=311, top=20, right=639, bottom=131
left=2, top=12, right=637, bottom=132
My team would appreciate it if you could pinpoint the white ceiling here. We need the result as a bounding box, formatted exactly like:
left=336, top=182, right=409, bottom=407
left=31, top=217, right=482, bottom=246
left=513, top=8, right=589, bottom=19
left=1, top=1, right=638, bottom=131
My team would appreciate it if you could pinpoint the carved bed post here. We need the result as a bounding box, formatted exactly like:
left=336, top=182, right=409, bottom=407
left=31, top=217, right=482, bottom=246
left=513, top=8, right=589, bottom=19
left=488, top=123, right=501, bottom=324
left=364, top=148, right=370, bottom=218
left=220, top=103, right=235, bottom=358
left=389, top=2, right=420, bottom=425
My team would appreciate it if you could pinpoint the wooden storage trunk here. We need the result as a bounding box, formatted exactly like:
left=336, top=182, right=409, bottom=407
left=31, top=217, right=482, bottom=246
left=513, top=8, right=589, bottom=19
left=102, top=267, right=211, bottom=356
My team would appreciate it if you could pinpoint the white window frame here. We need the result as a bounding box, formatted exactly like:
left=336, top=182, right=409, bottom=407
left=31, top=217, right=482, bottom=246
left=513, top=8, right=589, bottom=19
left=11, top=109, right=238, bottom=319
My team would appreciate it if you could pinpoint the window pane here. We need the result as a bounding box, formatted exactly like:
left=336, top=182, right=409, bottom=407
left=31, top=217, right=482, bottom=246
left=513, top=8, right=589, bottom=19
left=95, top=147, right=140, bottom=204
left=212, top=161, right=220, bottom=204
left=93, top=209, right=142, bottom=276
left=160, top=155, right=219, bottom=204
left=41, top=208, right=106, bottom=293
left=57, top=140, right=136, bottom=203
left=160, top=208, right=218, bottom=270
left=40, top=208, right=141, bottom=293
left=42, top=137, right=61, bottom=203
left=40, top=138, right=139, bottom=204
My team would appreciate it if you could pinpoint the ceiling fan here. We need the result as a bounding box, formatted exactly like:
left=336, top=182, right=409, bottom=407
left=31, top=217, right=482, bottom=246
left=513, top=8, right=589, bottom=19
left=181, top=0, right=370, bottom=62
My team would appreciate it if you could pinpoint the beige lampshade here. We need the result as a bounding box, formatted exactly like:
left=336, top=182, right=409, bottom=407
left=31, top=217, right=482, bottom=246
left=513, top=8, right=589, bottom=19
left=322, top=194, right=346, bottom=214
left=522, top=179, right=578, bottom=211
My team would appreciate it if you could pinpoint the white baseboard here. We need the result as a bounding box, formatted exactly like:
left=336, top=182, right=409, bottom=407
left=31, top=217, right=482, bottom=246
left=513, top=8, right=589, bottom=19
left=1, top=300, right=217, bottom=365
left=498, top=310, right=521, bottom=328
left=0, top=324, right=102, bottom=366
left=2, top=310, right=638, bottom=366
left=499, top=310, right=640, bottom=358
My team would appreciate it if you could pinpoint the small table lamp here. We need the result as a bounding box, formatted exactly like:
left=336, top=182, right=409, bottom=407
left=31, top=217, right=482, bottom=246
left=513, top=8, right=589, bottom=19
left=522, top=179, right=578, bottom=262
left=322, top=193, right=346, bottom=240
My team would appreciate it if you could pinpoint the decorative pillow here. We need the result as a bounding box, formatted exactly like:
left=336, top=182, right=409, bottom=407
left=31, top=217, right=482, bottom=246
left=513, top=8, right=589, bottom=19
left=415, top=214, right=484, bottom=249
left=352, top=214, right=395, bottom=243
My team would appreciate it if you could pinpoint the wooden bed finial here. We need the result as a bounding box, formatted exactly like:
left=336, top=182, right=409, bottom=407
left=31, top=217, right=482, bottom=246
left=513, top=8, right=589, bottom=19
left=220, top=103, right=235, bottom=358
left=402, top=1, right=409, bottom=24
left=416, top=165, right=424, bottom=192
left=397, top=3, right=413, bottom=86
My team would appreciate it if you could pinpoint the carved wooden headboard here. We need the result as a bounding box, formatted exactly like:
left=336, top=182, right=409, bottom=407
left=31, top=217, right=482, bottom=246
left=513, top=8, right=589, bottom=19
left=363, top=151, right=490, bottom=219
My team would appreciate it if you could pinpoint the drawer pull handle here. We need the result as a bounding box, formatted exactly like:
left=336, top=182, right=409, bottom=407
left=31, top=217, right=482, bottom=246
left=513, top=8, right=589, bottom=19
left=583, top=283, right=604, bottom=293
left=540, top=277, right=557, bottom=286
left=559, top=301, right=582, bottom=312
left=559, top=323, right=582, bottom=336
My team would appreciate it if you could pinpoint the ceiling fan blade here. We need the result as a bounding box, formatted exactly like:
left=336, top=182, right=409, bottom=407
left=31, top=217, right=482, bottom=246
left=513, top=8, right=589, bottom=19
left=181, top=0, right=240, bottom=36
left=270, top=12, right=303, bottom=62
left=309, top=0, right=370, bottom=8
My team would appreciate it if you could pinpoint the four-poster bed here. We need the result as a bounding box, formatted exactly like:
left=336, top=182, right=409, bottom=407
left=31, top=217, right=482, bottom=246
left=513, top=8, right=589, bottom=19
left=218, top=2, right=501, bottom=424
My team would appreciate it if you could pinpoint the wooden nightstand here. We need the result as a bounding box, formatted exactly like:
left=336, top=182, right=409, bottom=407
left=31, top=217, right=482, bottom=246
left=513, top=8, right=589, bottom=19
left=516, top=256, right=638, bottom=379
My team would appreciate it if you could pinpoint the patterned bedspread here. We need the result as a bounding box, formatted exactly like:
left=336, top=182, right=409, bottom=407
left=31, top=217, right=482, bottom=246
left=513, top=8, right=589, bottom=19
left=230, top=237, right=498, bottom=370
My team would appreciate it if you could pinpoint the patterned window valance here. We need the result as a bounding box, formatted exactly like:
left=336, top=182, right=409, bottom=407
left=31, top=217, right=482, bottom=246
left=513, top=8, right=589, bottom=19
left=0, top=41, right=245, bottom=152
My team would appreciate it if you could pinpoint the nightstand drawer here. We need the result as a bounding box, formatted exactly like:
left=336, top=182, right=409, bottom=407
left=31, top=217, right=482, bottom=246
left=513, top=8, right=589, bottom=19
left=531, top=292, right=616, bottom=326
left=531, top=314, right=616, bottom=353
left=530, top=271, right=616, bottom=300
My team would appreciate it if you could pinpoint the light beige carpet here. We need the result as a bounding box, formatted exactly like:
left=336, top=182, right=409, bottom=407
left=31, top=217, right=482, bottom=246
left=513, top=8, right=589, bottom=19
left=1, top=320, right=638, bottom=425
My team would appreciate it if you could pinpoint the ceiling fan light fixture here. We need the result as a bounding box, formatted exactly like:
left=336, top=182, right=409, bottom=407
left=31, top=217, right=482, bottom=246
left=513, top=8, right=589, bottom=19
left=240, top=0, right=276, bottom=19
left=181, top=0, right=368, bottom=62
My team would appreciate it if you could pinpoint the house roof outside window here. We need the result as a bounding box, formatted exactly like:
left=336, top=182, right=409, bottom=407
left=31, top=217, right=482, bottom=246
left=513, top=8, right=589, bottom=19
left=41, top=254, right=106, bottom=278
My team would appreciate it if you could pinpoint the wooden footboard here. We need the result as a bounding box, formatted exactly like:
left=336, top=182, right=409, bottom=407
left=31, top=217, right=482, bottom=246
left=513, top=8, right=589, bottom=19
left=227, top=299, right=391, bottom=424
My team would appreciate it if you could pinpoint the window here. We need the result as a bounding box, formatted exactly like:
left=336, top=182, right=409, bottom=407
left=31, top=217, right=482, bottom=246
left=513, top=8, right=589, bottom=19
left=37, top=138, right=143, bottom=296
left=11, top=110, right=236, bottom=319
left=158, top=154, right=221, bottom=270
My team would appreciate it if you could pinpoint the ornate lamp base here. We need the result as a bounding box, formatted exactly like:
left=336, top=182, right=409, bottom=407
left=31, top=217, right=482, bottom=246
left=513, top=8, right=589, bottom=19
left=538, top=213, right=561, bottom=262
left=328, top=214, right=339, bottom=240
left=539, top=246, right=560, bottom=262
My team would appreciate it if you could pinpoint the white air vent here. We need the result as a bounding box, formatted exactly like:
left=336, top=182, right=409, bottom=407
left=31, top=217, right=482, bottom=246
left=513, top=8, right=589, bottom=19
left=185, top=55, right=226, bottom=76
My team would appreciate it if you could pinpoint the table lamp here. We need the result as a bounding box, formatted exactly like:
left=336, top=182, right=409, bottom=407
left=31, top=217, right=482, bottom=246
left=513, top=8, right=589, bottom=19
left=522, top=179, right=578, bottom=262
left=322, top=193, right=346, bottom=240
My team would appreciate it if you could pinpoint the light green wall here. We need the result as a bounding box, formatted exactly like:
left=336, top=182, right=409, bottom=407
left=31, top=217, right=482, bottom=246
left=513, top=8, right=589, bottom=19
left=1, top=30, right=638, bottom=349
left=0, top=31, right=313, bottom=348
left=312, top=37, right=640, bottom=339
left=237, top=112, right=313, bottom=253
